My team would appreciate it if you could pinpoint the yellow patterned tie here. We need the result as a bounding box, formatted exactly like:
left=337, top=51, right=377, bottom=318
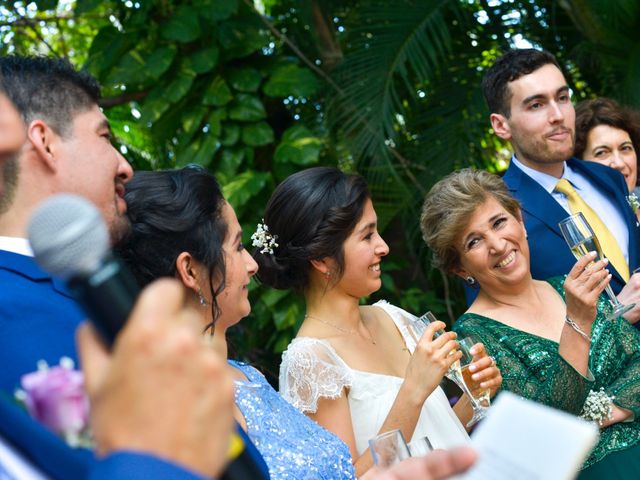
left=555, top=178, right=629, bottom=281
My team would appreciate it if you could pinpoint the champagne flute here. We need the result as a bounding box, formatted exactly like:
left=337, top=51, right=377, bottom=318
left=369, top=429, right=411, bottom=467
left=457, top=337, right=491, bottom=427
left=558, top=212, right=634, bottom=319
left=408, top=313, right=486, bottom=427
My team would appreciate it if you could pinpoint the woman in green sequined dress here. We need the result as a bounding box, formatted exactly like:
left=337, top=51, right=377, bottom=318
left=420, top=168, right=640, bottom=478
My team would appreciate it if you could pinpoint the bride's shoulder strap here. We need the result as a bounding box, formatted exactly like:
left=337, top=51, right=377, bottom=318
left=371, top=300, right=418, bottom=348
left=279, top=337, right=353, bottom=414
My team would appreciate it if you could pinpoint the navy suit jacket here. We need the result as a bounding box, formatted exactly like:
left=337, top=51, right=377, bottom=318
left=0, top=250, right=85, bottom=393
left=503, top=158, right=640, bottom=292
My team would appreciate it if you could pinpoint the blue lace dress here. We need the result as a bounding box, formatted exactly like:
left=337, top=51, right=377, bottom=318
left=230, top=360, right=355, bottom=480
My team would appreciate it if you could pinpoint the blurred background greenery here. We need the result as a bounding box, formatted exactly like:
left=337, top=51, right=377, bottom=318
left=3, top=0, right=639, bottom=382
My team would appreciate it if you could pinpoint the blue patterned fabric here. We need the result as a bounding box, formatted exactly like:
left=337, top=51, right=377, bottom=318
left=230, top=360, right=355, bottom=480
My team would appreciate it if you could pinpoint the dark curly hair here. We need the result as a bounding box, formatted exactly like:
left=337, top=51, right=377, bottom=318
left=115, top=165, right=227, bottom=332
left=254, top=167, right=370, bottom=291
left=575, top=98, right=640, bottom=186
left=482, top=48, right=561, bottom=117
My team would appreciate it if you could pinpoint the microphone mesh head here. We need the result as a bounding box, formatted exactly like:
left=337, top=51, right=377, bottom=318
left=28, top=194, right=110, bottom=279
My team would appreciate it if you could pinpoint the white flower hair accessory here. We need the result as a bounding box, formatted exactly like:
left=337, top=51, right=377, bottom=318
left=580, top=388, right=615, bottom=425
left=627, top=193, right=639, bottom=214
left=251, top=220, right=279, bottom=254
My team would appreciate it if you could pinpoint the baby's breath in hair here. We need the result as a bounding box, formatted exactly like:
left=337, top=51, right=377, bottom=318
left=252, top=220, right=279, bottom=254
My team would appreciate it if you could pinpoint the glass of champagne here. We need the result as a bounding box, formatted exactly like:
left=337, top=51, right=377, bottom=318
left=457, top=337, right=491, bottom=426
left=408, top=313, right=487, bottom=427
left=558, top=212, right=634, bottom=319
left=369, top=429, right=411, bottom=467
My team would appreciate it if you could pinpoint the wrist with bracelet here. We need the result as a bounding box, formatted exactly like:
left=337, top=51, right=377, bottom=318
left=565, top=315, right=591, bottom=341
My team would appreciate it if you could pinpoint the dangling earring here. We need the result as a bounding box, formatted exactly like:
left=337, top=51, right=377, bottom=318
left=465, top=276, right=477, bottom=286
left=197, top=289, right=208, bottom=306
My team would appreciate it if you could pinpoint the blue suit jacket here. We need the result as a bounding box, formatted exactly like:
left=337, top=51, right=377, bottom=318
left=0, top=394, right=205, bottom=480
left=502, top=158, right=640, bottom=293
left=0, top=250, right=86, bottom=393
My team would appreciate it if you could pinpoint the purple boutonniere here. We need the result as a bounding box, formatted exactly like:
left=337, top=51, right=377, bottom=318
left=15, top=358, right=93, bottom=448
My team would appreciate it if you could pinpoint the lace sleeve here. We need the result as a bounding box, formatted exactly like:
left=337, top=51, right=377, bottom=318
left=279, top=338, right=353, bottom=414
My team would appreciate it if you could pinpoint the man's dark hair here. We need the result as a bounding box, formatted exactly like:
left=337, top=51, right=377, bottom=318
left=0, top=56, right=100, bottom=137
left=481, top=49, right=562, bottom=117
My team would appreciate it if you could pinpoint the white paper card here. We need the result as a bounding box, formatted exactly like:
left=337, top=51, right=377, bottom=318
left=457, top=392, right=599, bottom=480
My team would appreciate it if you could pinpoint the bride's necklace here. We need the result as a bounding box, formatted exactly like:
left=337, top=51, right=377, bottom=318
left=304, top=314, right=377, bottom=345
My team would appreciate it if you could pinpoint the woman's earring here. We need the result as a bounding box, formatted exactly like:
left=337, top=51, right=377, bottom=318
left=324, top=270, right=331, bottom=279
left=465, top=276, right=477, bottom=286
left=198, top=289, right=208, bottom=306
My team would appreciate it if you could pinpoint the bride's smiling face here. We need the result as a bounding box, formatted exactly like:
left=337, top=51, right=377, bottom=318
left=331, top=199, right=389, bottom=299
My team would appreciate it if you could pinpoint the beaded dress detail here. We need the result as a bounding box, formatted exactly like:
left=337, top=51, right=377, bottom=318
left=454, top=276, right=640, bottom=472
left=230, top=360, right=355, bottom=480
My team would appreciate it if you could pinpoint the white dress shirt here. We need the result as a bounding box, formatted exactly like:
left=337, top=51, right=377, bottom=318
left=0, top=236, right=32, bottom=257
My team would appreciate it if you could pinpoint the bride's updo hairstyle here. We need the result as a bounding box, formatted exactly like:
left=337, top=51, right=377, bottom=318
left=255, top=167, right=369, bottom=291
left=115, top=165, right=228, bottom=330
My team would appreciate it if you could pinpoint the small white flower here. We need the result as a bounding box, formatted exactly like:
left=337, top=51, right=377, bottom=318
left=580, top=388, right=615, bottom=425
left=627, top=193, right=640, bottom=213
left=251, top=220, right=279, bottom=254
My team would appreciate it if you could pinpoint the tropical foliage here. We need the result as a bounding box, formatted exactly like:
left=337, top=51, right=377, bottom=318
left=2, top=0, right=638, bottom=380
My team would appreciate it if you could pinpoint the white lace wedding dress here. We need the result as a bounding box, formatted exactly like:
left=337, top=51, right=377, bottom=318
left=279, top=300, right=470, bottom=455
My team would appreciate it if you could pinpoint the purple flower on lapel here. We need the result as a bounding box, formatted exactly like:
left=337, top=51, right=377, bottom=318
left=15, top=358, right=92, bottom=447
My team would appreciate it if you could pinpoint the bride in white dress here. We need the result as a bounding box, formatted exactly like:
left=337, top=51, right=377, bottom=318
left=253, top=167, right=502, bottom=477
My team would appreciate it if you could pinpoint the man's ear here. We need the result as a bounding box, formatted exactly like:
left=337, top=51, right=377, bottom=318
left=176, top=252, right=202, bottom=291
left=490, top=113, right=512, bottom=141
left=26, top=119, right=59, bottom=173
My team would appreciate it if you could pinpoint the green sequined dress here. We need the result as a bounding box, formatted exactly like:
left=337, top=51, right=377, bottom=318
left=454, top=277, right=640, bottom=478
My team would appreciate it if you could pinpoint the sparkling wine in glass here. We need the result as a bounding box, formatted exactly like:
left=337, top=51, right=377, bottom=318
left=369, top=429, right=411, bottom=467
left=558, top=212, right=634, bottom=320
left=452, top=337, right=491, bottom=428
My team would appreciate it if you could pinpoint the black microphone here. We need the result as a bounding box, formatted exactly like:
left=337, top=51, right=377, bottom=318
left=28, top=194, right=137, bottom=346
left=28, top=194, right=270, bottom=480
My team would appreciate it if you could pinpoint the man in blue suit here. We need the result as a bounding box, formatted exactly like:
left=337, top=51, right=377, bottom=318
left=0, top=58, right=270, bottom=479
left=0, top=56, right=134, bottom=392
left=476, top=49, right=640, bottom=324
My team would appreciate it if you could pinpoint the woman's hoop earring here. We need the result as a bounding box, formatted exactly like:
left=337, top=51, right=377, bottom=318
left=465, top=276, right=477, bottom=286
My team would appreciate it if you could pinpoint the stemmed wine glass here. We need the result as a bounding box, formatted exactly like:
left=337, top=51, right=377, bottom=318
left=558, top=212, right=634, bottom=320
left=407, top=312, right=489, bottom=427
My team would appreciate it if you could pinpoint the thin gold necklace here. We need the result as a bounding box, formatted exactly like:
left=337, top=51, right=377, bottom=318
left=304, top=314, right=377, bottom=345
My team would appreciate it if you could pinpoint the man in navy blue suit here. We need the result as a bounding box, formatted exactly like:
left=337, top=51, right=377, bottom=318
left=475, top=48, right=640, bottom=324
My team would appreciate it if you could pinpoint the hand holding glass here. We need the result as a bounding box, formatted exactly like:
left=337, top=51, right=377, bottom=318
left=558, top=212, right=634, bottom=319
left=408, top=313, right=488, bottom=428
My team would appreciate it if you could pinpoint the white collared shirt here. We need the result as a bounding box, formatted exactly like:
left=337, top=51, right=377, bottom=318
left=511, top=155, right=630, bottom=263
left=0, top=236, right=32, bottom=257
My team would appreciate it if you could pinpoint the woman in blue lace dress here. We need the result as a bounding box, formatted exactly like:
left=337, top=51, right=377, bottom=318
left=115, top=166, right=355, bottom=480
